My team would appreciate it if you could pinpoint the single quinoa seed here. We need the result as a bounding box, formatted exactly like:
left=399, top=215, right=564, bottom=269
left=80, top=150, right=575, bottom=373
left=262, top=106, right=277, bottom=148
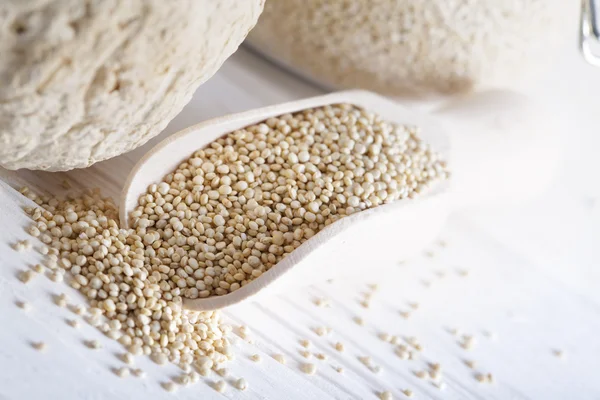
left=114, top=367, right=130, bottom=378
left=302, top=363, right=317, bottom=375
left=334, top=342, right=344, bottom=352
left=214, top=380, right=226, bottom=393
left=414, top=370, right=427, bottom=379
left=66, top=319, right=80, bottom=329
left=235, top=378, right=248, bottom=391
left=132, top=368, right=146, bottom=378
left=402, top=389, right=414, bottom=398
left=86, top=339, right=102, bottom=350
left=553, top=349, right=565, bottom=359
left=162, top=382, right=177, bottom=392
left=379, top=391, right=393, bottom=400
left=16, top=300, right=31, bottom=311
left=19, top=270, right=35, bottom=284
left=250, top=354, right=261, bottom=362
left=32, top=342, right=47, bottom=352
left=273, top=354, right=286, bottom=364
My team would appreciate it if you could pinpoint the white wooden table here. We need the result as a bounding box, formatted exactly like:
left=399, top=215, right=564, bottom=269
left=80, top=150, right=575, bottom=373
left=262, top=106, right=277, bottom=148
left=1, top=44, right=599, bottom=400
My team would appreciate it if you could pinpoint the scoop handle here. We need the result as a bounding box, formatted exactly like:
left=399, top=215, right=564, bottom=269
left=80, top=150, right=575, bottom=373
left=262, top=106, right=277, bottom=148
left=433, top=90, right=562, bottom=208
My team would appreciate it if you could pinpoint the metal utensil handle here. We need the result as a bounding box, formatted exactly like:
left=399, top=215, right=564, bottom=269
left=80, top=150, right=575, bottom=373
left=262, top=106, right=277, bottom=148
left=581, top=0, right=600, bottom=65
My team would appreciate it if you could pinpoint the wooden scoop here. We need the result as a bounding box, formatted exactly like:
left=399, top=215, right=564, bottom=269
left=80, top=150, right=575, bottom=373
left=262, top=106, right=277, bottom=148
left=120, top=90, right=561, bottom=310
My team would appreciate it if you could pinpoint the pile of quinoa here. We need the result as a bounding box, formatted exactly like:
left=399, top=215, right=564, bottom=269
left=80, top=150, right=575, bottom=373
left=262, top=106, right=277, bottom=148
left=19, top=103, right=447, bottom=376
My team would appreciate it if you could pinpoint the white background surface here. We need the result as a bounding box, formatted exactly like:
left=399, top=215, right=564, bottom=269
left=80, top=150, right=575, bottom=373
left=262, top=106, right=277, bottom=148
left=1, top=35, right=600, bottom=400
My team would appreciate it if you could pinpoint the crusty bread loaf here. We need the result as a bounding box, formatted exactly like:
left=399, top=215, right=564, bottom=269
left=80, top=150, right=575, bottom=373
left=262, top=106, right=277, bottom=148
left=0, top=0, right=264, bottom=170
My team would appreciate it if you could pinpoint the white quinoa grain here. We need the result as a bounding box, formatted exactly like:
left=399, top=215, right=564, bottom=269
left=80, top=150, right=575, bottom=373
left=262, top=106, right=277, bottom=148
left=32, top=342, right=47, bottom=352
left=553, top=349, right=565, bottom=359
left=114, top=367, right=129, bottom=378
left=214, top=380, right=226, bottom=393
left=302, top=363, right=317, bottom=375
left=132, top=368, right=146, bottom=378
left=379, top=391, right=393, bottom=400
left=121, top=353, right=134, bottom=365
left=315, top=326, right=328, bottom=336
left=86, top=339, right=102, bottom=349
left=16, top=300, right=31, bottom=311
left=66, top=319, right=80, bottom=329
left=162, top=382, right=177, bottom=392
left=334, top=342, right=344, bottom=352
left=235, top=378, right=248, bottom=391
left=250, top=354, right=261, bottom=362
left=273, top=354, right=286, bottom=364
left=402, top=389, right=414, bottom=398
left=414, top=370, right=427, bottom=379
left=19, top=270, right=35, bottom=284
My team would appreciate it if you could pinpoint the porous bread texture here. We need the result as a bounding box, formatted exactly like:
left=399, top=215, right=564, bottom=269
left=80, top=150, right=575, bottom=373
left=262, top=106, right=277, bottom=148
left=248, top=0, right=575, bottom=96
left=0, top=0, right=264, bottom=171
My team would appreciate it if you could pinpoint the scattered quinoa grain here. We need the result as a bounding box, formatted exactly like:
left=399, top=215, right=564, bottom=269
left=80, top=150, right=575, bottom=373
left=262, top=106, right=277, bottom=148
left=18, top=270, right=35, bottom=284
left=32, top=342, right=47, bottom=352
left=300, top=339, right=311, bottom=348
left=334, top=342, right=344, bottom=352
left=402, top=389, right=414, bottom=398
left=273, top=354, right=286, bottom=364
left=121, top=353, right=134, bottom=365
left=314, top=298, right=330, bottom=307
left=379, top=391, right=393, bottom=400
left=114, top=367, right=129, bottom=378
left=353, top=317, right=364, bottom=326
left=235, top=378, right=248, bottom=391
left=315, top=353, right=327, bottom=360
left=66, top=319, right=80, bottom=329
left=553, top=349, right=565, bottom=359
left=162, top=382, right=177, bottom=392
left=33, top=264, right=44, bottom=273
left=16, top=300, right=31, bottom=311
left=315, top=326, right=328, bottom=336
left=132, top=368, right=146, bottom=378
left=379, top=333, right=391, bottom=342
left=250, top=354, right=261, bottom=362
left=214, top=380, right=226, bottom=393
left=302, top=363, right=317, bottom=375
left=300, top=350, right=311, bottom=359
left=414, top=370, right=427, bottom=379
left=85, top=339, right=102, bottom=349
left=399, top=311, right=411, bottom=319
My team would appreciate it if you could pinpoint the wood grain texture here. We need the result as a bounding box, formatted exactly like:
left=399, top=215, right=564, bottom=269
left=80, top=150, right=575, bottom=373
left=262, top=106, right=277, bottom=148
left=1, top=46, right=599, bottom=399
